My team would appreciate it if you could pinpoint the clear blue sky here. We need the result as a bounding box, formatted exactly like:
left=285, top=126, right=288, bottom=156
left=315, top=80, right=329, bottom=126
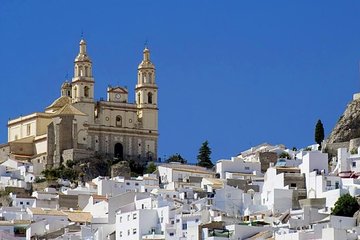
left=1, top=1, right=360, bottom=162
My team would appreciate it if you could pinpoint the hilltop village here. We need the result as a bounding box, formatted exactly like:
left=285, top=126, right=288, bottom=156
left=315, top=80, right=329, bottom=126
left=0, top=40, right=360, bottom=240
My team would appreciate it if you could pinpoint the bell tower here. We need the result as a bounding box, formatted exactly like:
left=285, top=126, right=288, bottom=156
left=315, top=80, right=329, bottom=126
left=135, top=47, right=158, bottom=107
left=135, top=47, right=158, bottom=159
left=71, top=39, right=94, bottom=103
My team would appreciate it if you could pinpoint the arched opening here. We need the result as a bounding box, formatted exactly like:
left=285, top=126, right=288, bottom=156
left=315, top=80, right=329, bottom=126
left=79, top=66, right=84, bottom=76
left=148, top=92, right=153, bottom=104
left=116, top=116, right=122, bottom=127
left=84, top=86, right=90, bottom=98
left=114, top=143, right=124, bottom=160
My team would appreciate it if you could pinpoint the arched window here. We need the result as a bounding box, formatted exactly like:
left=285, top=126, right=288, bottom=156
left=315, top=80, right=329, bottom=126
left=84, top=86, right=90, bottom=98
left=67, top=90, right=71, bottom=97
left=116, top=116, right=122, bottom=127
left=137, top=93, right=141, bottom=104
left=148, top=92, right=153, bottom=104
left=79, top=66, right=84, bottom=76
left=74, top=86, right=77, bottom=98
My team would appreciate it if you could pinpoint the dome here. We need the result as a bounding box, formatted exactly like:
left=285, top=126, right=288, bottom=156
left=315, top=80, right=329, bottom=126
left=45, top=96, right=72, bottom=112
left=61, top=81, right=71, bottom=88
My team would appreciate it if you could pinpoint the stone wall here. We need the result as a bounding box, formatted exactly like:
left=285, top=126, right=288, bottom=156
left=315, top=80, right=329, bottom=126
left=0, top=144, right=10, bottom=163
left=324, top=141, right=350, bottom=159
left=59, top=194, right=78, bottom=210
left=257, top=152, right=278, bottom=173
left=349, top=138, right=360, bottom=151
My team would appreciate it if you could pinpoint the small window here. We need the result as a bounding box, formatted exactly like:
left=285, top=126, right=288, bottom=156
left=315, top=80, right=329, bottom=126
left=326, top=181, right=331, bottom=187
left=169, top=233, right=174, bottom=236
left=26, top=202, right=30, bottom=205
left=126, top=182, right=130, bottom=186
left=290, top=183, right=297, bottom=188
left=133, top=228, right=137, bottom=234
left=116, top=116, right=122, bottom=127
left=182, top=223, right=187, bottom=230
left=148, top=92, right=153, bottom=104
left=128, top=230, right=130, bottom=236
left=84, top=86, right=90, bottom=98
left=20, top=202, right=23, bottom=205
left=127, top=215, right=130, bottom=221
left=133, top=213, right=137, bottom=219
left=119, top=231, right=122, bottom=237
left=26, top=124, right=31, bottom=136
left=135, top=183, right=139, bottom=186
left=353, top=162, right=356, bottom=167
left=245, top=166, right=250, bottom=170
left=119, top=216, right=122, bottom=223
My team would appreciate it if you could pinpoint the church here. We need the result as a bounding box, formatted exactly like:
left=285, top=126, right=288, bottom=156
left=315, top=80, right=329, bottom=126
left=1, top=39, right=159, bottom=170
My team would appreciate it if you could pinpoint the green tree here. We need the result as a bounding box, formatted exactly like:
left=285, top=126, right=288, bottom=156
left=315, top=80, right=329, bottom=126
left=315, top=119, right=325, bottom=149
left=145, top=162, right=157, bottom=174
left=166, top=154, right=187, bottom=164
left=279, top=152, right=291, bottom=159
left=197, top=140, right=213, bottom=168
left=331, top=193, right=360, bottom=217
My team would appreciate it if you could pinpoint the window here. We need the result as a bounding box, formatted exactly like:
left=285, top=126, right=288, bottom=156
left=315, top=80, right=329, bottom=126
left=26, top=124, right=31, bottom=136
left=326, top=181, right=331, bottom=187
left=20, top=202, right=23, bottom=205
left=133, top=213, right=137, bottom=219
left=127, top=215, right=130, bottom=221
left=119, top=231, right=122, bottom=237
left=148, top=92, right=153, bottom=104
left=84, top=86, right=90, bottom=98
left=353, top=162, right=356, bottom=167
left=133, top=228, right=137, bottom=234
left=245, top=166, right=250, bottom=170
left=128, top=230, right=130, bottom=236
left=135, top=183, right=139, bottom=186
left=169, top=233, right=174, bottom=236
left=137, top=93, right=141, bottom=104
left=119, top=216, right=122, bottom=223
left=335, top=181, right=339, bottom=189
left=126, top=182, right=130, bottom=186
left=182, top=223, right=187, bottom=230
left=26, top=202, right=30, bottom=205
left=290, top=183, right=297, bottom=188
left=116, top=116, right=122, bottom=127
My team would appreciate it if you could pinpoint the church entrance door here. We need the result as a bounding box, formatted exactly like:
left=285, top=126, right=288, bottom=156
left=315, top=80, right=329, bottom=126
left=114, top=143, right=124, bottom=161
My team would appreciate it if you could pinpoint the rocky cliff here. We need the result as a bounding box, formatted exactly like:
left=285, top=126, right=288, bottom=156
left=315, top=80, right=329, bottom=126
left=328, top=98, right=360, bottom=143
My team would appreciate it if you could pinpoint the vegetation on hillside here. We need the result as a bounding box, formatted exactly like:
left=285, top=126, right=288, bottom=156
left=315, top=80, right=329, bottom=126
left=331, top=193, right=360, bottom=217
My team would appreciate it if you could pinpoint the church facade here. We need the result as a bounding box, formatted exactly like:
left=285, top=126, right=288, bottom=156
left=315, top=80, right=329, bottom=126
left=3, top=39, right=158, bottom=169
